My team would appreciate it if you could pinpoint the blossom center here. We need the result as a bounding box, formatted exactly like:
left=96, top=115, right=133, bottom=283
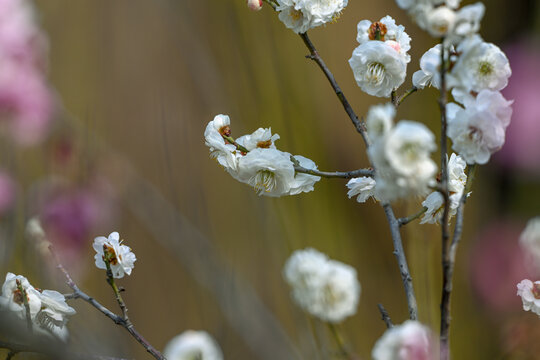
left=219, top=125, right=231, bottom=137
left=533, top=283, right=540, bottom=299
left=368, top=22, right=387, bottom=41
left=257, top=140, right=272, bottom=148
left=250, top=170, right=277, bottom=195
left=289, top=8, right=303, bottom=22
left=12, top=289, right=25, bottom=305
left=366, top=62, right=386, bottom=86
left=477, top=61, right=493, bottom=77
left=103, top=244, right=119, bottom=265
left=401, top=143, right=421, bottom=162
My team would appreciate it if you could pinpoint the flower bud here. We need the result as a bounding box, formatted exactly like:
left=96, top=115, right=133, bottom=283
left=426, top=6, right=456, bottom=37
left=247, top=0, right=262, bottom=11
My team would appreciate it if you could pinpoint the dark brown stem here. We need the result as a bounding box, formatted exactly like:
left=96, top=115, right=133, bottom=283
left=398, top=207, right=428, bottom=227
left=397, top=87, right=418, bottom=106
left=298, top=31, right=417, bottom=321
left=377, top=304, right=394, bottom=329
left=299, top=33, right=370, bottom=146
left=440, top=165, right=476, bottom=359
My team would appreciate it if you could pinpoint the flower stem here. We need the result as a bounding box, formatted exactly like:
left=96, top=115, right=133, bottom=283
left=398, top=207, right=428, bottom=227
left=327, top=323, right=355, bottom=360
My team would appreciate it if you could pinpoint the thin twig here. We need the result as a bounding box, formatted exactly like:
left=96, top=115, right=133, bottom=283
left=398, top=207, right=428, bottom=227
left=14, top=280, right=32, bottom=333
left=382, top=204, right=418, bottom=320
left=298, top=31, right=418, bottom=320
left=299, top=33, right=369, bottom=146
left=294, top=165, right=373, bottom=179
left=103, top=249, right=130, bottom=321
left=377, top=304, right=394, bottom=329
left=440, top=164, right=476, bottom=359
left=222, top=135, right=249, bottom=153
left=397, top=87, right=418, bottom=106
left=49, top=246, right=165, bottom=360
left=5, top=351, right=17, bottom=360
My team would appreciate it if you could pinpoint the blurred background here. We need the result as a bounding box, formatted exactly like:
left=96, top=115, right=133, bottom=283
left=1, top=0, right=540, bottom=359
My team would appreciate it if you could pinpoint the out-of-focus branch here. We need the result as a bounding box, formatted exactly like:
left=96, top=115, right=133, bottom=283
left=294, top=165, right=373, bottom=179
left=377, top=304, right=394, bottom=329
left=49, top=246, right=165, bottom=360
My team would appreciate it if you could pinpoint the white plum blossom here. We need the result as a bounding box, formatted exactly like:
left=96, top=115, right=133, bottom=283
left=372, top=320, right=435, bottom=360
left=366, top=103, right=395, bottom=140
left=447, top=90, right=513, bottom=164
left=283, top=248, right=360, bottom=323
left=163, top=330, right=224, bottom=360
left=425, top=6, right=456, bottom=37
left=289, top=155, right=321, bottom=195
left=421, top=153, right=467, bottom=224
left=349, top=41, right=407, bottom=98
left=446, top=2, right=485, bottom=45
left=450, top=35, right=511, bottom=93
left=93, top=232, right=137, bottom=278
left=356, top=16, right=411, bottom=62
left=346, top=177, right=377, bottom=203
left=204, top=114, right=238, bottom=171
left=368, top=120, right=437, bottom=202
left=519, top=217, right=540, bottom=270
left=34, top=290, right=76, bottom=342
left=516, top=279, right=540, bottom=317
left=237, top=148, right=295, bottom=197
left=236, top=127, right=280, bottom=151
left=413, top=44, right=442, bottom=89
left=0, top=272, right=41, bottom=320
left=276, top=0, right=348, bottom=34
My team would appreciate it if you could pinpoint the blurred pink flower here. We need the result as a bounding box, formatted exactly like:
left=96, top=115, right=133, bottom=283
left=0, top=0, right=54, bottom=146
left=30, top=177, right=117, bottom=268
left=0, top=170, right=15, bottom=215
left=495, top=39, right=540, bottom=174
left=469, top=220, right=535, bottom=312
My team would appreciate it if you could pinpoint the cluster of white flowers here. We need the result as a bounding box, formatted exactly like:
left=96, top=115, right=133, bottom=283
left=276, top=0, right=348, bottom=34
left=349, top=16, right=411, bottom=98
left=409, top=5, right=512, bottom=166
left=0, top=273, right=76, bottom=341
left=163, top=330, right=224, bottom=360
left=396, top=0, right=485, bottom=43
left=352, top=103, right=437, bottom=202
left=93, top=231, right=137, bottom=279
left=283, top=248, right=360, bottom=323
left=372, top=320, right=435, bottom=360
left=516, top=279, right=540, bottom=318
left=204, top=114, right=321, bottom=197
left=420, top=153, right=467, bottom=224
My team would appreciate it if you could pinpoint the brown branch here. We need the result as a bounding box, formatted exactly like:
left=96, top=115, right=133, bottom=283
left=440, top=164, right=476, bottom=359
left=377, top=304, right=394, bottom=329
left=49, top=246, right=165, bottom=360
left=298, top=31, right=418, bottom=320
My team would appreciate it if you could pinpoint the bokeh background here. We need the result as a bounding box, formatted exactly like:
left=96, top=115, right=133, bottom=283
left=1, top=0, right=540, bottom=359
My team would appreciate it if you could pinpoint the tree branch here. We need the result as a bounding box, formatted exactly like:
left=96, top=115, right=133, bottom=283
left=299, top=33, right=369, bottom=146
left=49, top=246, right=165, bottom=360
left=398, top=207, right=428, bottom=227
left=440, top=164, right=476, bottom=359
left=294, top=165, right=373, bottom=179
left=377, top=304, right=394, bottom=329
left=298, top=31, right=418, bottom=321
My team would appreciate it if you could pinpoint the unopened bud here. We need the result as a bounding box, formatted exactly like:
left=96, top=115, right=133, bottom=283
left=426, top=6, right=456, bottom=37
left=247, top=0, right=263, bottom=11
